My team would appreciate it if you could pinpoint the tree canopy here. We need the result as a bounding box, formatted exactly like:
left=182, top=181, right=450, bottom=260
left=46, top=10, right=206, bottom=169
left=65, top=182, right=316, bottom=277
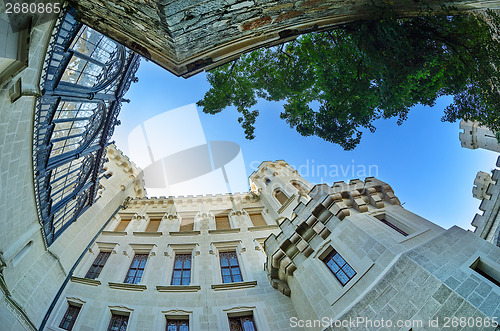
left=197, top=9, right=500, bottom=150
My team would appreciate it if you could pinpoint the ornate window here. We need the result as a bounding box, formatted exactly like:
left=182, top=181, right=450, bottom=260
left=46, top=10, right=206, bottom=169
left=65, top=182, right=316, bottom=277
left=215, top=215, right=231, bottom=230
left=228, top=315, right=257, bottom=331
left=322, top=248, right=356, bottom=286
left=249, top=213, right=266, bottom=227
left=114, top=218, right=131, bottom=232
left=59, top=303, right=81, bottom=330
left=180, top=217, right=194, bottom=232
left=220, top=251, right=243, bottom=283
left=171, top=254, right=191, bottom=285
left=124, top=254, right=147, bottom=284
left=273, top=189, right=288, bottom=205
left=85, top=251, right=110, bottom=279
left=108, top=314, right=128, bottom=331
left=166, top=319, right=189, bottom=331
left=145, top=218, right=161, bottom=232
left=290, top=180, right=308, bottom=193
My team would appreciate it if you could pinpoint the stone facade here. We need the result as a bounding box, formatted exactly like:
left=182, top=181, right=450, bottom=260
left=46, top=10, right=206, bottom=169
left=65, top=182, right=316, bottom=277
left=41, top=160, right=500, bottom=331
left=44, top=193, right=297, bottom=331
left=69, top=0, right=500, bottom=77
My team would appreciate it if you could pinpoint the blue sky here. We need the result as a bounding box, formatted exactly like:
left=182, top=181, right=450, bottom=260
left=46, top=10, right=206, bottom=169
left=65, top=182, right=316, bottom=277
left=113, top=59, right=498, bottom=231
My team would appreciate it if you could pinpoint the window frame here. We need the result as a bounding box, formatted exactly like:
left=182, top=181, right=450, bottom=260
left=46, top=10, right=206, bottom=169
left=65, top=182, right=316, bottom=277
left=85, top=251, right=111, bottom=279
left=107, top=313, right=129, bottom=331
left=322, top=248, right=356, bottom=286
left=166, top=317, right=189, bottom=331
left=59, top=303, right=81, bottom=330
left=124, top=254, right=148, bottom=284
left=219, top=250, right=243, bottom=283
left=171, top=253, right=192, bottom=286
left=228, top=314, right=257, bottom=331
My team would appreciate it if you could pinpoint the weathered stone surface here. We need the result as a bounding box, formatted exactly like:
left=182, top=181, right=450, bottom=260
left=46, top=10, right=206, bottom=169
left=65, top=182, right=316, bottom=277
left=69, top=0, right=500, bottom=77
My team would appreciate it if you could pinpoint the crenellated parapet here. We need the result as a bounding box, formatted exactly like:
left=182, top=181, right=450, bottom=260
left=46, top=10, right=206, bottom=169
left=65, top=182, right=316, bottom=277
left=264, top=177, right=401, bottom=296
left=459, top=120, right=500, bottom=152
left=103, top=144, right=145, bottom=199
left=471, top=156, right=500, bottom=246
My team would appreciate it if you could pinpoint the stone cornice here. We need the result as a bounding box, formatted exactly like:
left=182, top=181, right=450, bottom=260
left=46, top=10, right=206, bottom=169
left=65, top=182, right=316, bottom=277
left=108, top=282, right=147, bottom=291
left=211, top=281, right=257, bottom=291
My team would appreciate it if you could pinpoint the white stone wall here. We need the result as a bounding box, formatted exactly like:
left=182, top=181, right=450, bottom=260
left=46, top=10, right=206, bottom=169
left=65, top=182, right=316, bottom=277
left=45, top=194, right=300, bottom=331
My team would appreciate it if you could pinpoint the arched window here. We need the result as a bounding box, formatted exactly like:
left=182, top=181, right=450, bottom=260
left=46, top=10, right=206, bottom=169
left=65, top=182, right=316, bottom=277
left=291, top=180, right=308, bottom=193
left=264, top=178, right=271, bottom=185
left=274, top=189, right=289, bottom=206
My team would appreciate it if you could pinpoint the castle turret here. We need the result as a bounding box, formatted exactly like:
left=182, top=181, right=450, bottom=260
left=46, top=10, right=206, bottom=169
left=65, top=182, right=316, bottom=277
left=249, top=160, right=313, bottom=222
left=459, top=120, right=500, bottom=152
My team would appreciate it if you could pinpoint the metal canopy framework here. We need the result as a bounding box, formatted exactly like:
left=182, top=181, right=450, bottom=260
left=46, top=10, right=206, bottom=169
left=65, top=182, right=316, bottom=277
left=33, top=9, right=140, bottom=246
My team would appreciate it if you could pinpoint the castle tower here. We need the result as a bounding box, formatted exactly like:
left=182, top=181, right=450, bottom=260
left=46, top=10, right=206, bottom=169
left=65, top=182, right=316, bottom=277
left=459, top=120, right=500, bottom=152
left=472, top=157, right=500, bottom=247
left=249, top=160, right=313, bottom=223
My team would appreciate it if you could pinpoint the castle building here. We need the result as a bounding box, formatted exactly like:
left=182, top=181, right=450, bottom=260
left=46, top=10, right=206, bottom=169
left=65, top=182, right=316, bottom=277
left=460, top=120, right=500, bottom=247
left=0, top=4, right=500, bottom=331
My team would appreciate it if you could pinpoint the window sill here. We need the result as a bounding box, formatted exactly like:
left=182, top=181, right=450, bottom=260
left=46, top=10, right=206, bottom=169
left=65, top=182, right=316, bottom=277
left=248, top=225, right=279, bottom=231
left=102, top=231, right=127, bottom=236
left=70, top=276, right=101, bottom=286
left=209, top=228, right=240, bottom=234
left=211, top=280, right=257, bottom=291
left=133, top=231, right=163, bottom=237
left=156, top=285, right=201, bottom=292
left=108, top=282, right=147, bottom=291
left=169, top=231, right=201, bottom=236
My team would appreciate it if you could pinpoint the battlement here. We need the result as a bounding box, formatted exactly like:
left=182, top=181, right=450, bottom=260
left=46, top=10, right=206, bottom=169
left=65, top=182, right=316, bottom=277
left=471, top=156, right=500, bottom=245
left=459, top=120, right=500, bottom=152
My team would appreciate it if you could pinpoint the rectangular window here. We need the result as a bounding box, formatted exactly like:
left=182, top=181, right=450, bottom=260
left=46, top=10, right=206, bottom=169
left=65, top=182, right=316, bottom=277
left=379, top=218, right=409, bottom=236
left=145, top=218, right=161, bottom=232
left=171, top=254, right=191, bottom=285
left=166, top=319, right=189, bottom=331
left=108, top=314, right=128, bottom=331
left=59, top=304, right=81, bottom=330
left=115, top=219, right=130, bottom=232
left=124, top=254, right=148, bottom=284
left=215, top=216, right=231, bottom=230
left=322, top=248, right=356, bottom=286
left=249, top=213, right=266, bottom=227
left=180, top=217, right=194, bottom=232
left=220, top=251, right=243, bottom=283
left=85, top=251, right=110, bottom=279
left=228, top=315, right=256, bottom=331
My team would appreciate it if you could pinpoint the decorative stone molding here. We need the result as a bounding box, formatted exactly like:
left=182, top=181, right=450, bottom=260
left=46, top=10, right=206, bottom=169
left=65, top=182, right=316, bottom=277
left=132, top=231, right=163, bottom=236
left=108, top=282, right=147, bottom=291
left=70, top=276, right=101, bottom=286
left=211, top=281, right=257, bottom=291
left=156, top=285, right=201, bottom=292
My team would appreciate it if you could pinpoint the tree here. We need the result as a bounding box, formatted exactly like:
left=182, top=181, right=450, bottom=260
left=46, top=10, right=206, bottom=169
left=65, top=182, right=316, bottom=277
left=197, top=8, right=500, bottom=150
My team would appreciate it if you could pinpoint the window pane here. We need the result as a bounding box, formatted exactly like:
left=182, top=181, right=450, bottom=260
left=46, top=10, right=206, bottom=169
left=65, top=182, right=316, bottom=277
left=172, top=278, right=181, bottom=285
left=233, top=274, right=243, bottom=282
left=332, top=253, right=345, bottom=266
left=174, top=259, right=183, bottom=268
left=229, top=256, right=239, bottom=266
left=336, top=270, right=349, bottom=285
left=183, top=259, right=191, bottom=268
left=231, top=267, right=241, bottom=275
left=223, top=276, right=232, bottom=283
left=343, top=265, right=356, bottom=278
left=222, top=268, right=230, bottom=276
left=182, top=277, right=190, bottom=285
left=327, top=260, right=340, bottom=273
left=220, top=258, right=229, bottom=267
